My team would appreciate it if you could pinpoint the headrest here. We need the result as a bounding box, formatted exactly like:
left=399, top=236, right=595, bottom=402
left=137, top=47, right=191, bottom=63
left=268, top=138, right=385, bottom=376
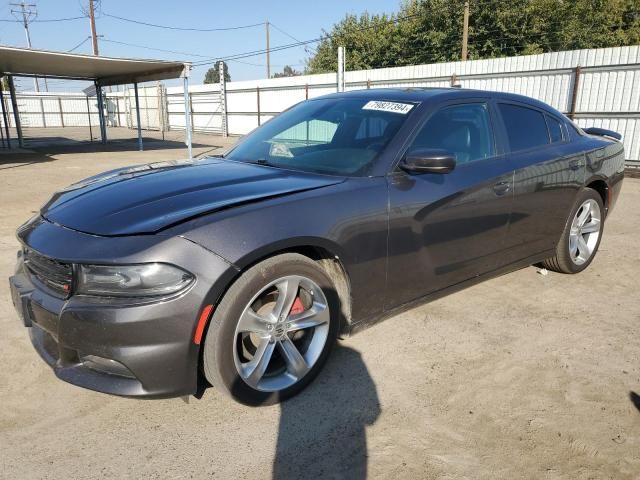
left=442, top=123, right=471, bottom=151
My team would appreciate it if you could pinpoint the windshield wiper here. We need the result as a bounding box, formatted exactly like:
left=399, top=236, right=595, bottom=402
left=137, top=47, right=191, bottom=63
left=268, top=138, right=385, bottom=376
left=245, top=159, right=274, bottom=167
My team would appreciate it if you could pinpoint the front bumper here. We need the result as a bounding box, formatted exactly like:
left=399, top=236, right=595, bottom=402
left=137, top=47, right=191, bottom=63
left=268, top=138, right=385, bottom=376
left=9, top=217, right=237, bottom=399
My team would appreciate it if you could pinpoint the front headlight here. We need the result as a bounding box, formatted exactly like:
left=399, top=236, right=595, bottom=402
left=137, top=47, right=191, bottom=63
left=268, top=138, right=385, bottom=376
left=76, top=263, right=194, bottom=297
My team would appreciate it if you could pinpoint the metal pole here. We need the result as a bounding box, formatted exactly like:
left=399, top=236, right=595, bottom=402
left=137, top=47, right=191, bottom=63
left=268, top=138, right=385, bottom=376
left=115, top=92, right=121, bottom=127
left=86, top=95, right=93, bottom=142
left=219, top=60, right=228, bottom=138
left=39, top=93, right=46, bottom=128
left=266, top=21, right=271, bottom=79
left=461, top=0, right=470, bottom=61
left=256, top=86, right=261, bottom=126
left=337, top=47, right=345, bottom=92
left=12, top=2, right=40, bottom=92
left=0, top=87, right=12, bottom=148
left=8, top=76, right=23, bottom=148
left=58, top=97, right=64, bottom=127
left=133, top=82, right=143, bottom=151
left=95, top=81, right=107, bottom=144
left=183, top=75, right=193, bottom=159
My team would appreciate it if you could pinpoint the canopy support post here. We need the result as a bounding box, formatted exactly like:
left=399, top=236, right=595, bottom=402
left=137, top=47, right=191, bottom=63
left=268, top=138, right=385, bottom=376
left=95, top=81, right=107, bottom=144
left=134, top=82, right=143, bottom=151
left=8, top=76, right=23, bottom=148
left=183, top=73, right=192, bottom=160
left=0, top=84, right=11, bottom=148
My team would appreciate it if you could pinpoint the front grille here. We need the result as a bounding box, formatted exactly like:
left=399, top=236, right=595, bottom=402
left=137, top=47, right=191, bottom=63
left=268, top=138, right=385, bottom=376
left=23, top=248, right=73, bottom=297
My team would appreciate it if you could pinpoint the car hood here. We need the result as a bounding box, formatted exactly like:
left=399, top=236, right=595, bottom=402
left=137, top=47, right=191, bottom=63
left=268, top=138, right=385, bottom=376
left=41, top=158, right=344, bottom=236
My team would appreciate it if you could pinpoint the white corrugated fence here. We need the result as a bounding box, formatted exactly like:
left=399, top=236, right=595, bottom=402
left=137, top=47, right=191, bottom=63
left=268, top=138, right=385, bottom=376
left=2, top=46, right=639, bottom=164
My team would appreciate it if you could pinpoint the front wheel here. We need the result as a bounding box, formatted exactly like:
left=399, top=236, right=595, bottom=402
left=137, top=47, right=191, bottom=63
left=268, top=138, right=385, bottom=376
left=542, top=188, right=605, bottom=274
left=202, top=253, right=339, bottom=405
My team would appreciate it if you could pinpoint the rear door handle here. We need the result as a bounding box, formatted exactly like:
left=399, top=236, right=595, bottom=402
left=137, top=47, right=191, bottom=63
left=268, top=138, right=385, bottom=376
left=492, top=181, right=511, bottom=196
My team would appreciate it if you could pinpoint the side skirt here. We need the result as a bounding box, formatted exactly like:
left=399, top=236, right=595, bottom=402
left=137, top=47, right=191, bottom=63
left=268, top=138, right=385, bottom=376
left=348, top=249, right=555, bottom=336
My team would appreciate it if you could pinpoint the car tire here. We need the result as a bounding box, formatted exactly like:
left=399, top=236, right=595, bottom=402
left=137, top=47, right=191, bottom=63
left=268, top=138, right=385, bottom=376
left=202, top=253, right=339, bottom=406
left=542, top=188, right=605, bottom=274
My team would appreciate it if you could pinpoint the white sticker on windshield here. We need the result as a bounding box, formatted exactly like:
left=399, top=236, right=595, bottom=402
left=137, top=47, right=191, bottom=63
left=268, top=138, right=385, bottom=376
left=362, top=100, right=414, bottom=115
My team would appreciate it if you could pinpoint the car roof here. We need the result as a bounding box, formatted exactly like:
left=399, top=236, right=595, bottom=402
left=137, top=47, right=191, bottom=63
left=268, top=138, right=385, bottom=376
left=324, top=87, right=561, bottom=116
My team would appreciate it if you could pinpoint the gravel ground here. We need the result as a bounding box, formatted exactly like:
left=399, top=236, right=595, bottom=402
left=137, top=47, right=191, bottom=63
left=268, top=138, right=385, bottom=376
left=1, top=140, right=639, bottom=479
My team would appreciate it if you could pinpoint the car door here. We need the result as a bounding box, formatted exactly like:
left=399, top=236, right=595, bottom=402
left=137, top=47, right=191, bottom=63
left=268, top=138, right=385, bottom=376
left=495, top=103, right=585, bottom=262
left=385, top=100, right=515, bottom=310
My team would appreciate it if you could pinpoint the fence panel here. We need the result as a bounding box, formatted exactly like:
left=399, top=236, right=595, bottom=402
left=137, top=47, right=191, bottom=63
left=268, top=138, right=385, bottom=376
left=2, top=46, right=639, bottom=164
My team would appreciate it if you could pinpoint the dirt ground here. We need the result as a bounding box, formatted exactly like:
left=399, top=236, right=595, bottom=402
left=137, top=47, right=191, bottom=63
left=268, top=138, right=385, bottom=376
left=0, top=135, right=639, bottom=480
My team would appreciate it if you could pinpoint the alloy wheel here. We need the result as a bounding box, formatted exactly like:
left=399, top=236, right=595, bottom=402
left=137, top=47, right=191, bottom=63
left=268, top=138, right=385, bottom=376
left=233, top=275, right=330, bottom=392
left=569, top=199, right=601, bottom=265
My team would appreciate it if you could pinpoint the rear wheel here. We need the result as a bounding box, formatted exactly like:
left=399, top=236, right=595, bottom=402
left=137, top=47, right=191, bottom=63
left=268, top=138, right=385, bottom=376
left=202, top=253, right=339, bottom=405
left=542, top=188, right=604, bottom=274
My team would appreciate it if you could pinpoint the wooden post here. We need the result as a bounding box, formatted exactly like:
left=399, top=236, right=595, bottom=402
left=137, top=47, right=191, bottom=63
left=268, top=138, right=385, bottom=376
left=461, top=0, right=470, bottom=61
left=305, top=83, right=309, bottom=100
left=569, top=65, right=582, bottom=120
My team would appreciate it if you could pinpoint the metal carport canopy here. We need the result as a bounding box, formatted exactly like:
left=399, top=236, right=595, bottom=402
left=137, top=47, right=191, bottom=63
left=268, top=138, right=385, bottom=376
left=0, top=46, right=193, bottom=156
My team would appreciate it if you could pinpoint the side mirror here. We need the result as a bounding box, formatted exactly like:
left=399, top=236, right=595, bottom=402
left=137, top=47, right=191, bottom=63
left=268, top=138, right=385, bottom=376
left=400, top=148, right=456, bottom=174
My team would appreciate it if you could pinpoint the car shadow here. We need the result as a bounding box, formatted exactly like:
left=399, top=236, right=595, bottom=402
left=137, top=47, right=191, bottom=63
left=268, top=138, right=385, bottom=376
left=272, top=344, right=380, bottom=480
left=630, top=391, right=640, bottom=413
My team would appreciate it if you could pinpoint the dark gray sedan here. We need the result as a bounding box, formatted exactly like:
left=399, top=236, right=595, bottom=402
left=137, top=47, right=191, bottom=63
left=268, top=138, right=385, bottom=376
left=9, top=88, right=625, bottom=405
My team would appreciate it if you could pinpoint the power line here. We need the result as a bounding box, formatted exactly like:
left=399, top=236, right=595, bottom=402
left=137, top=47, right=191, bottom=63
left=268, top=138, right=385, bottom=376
left=101, top=12, right=265, bottom=32
left=192, top=12, right=424, bottom=66
left=102, top=38, right=211, bottom=58
left=100, top=37, right=299, bottom=68
left=270, top=22, right=317, bottom=55
left=0, top=15, right=86, bottom=22
left=68, top=36, right=91, bottom=52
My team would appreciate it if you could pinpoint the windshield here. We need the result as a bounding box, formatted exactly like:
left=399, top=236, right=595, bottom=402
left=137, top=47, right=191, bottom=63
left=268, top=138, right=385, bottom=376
left=225, top=98, right=417, bottom=176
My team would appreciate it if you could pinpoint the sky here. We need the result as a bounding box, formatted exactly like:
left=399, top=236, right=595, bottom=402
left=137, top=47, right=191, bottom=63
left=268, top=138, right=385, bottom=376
left=0, top=0, right=399, bottom=91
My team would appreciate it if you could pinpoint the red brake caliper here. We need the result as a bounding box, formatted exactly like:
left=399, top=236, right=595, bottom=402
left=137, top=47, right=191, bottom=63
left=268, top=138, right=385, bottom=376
left=289, top=297, right=305, bottom=315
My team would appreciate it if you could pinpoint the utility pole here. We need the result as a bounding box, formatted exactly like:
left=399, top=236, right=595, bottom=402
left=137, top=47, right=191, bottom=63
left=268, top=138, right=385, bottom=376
left=10, top=2, right=39, bottom=91
left=89, top=0, right=99, bottom=55
left=461, top=0, right=470, bottom=61
left=266, top=21, right=271, bottom=79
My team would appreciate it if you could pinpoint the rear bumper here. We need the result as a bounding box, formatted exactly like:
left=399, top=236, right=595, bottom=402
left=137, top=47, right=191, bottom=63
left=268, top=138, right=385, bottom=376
left=9, top=218, right=237, bottom=399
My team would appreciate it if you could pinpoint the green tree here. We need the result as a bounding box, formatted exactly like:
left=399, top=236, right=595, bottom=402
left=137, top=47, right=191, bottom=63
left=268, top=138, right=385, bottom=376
left=272, top=65, right=302, bottom=78
left=203, top=62, right=231, bottom=83
left=305, top=0, right=640, bottom=73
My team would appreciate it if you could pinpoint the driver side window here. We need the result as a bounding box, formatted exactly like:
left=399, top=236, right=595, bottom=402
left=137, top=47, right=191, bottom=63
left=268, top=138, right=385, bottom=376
left=409, top=103, right=494, bottom=164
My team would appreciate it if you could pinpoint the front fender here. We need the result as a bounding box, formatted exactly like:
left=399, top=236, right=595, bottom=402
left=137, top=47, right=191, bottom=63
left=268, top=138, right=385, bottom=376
left=177, top=177, right=389, bottom=323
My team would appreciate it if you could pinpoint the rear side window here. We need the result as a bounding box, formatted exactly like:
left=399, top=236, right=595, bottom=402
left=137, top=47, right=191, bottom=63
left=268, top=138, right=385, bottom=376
left=498, top=103, right=549, bottom=151
left=546, top=115, right=564, bottom=143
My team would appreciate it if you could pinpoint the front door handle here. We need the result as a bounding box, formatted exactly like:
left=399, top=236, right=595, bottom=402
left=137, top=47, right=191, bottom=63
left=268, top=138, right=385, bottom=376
left=569, top=159, right=583, bottom=170
left=492, top=181, right=511, bottom=196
